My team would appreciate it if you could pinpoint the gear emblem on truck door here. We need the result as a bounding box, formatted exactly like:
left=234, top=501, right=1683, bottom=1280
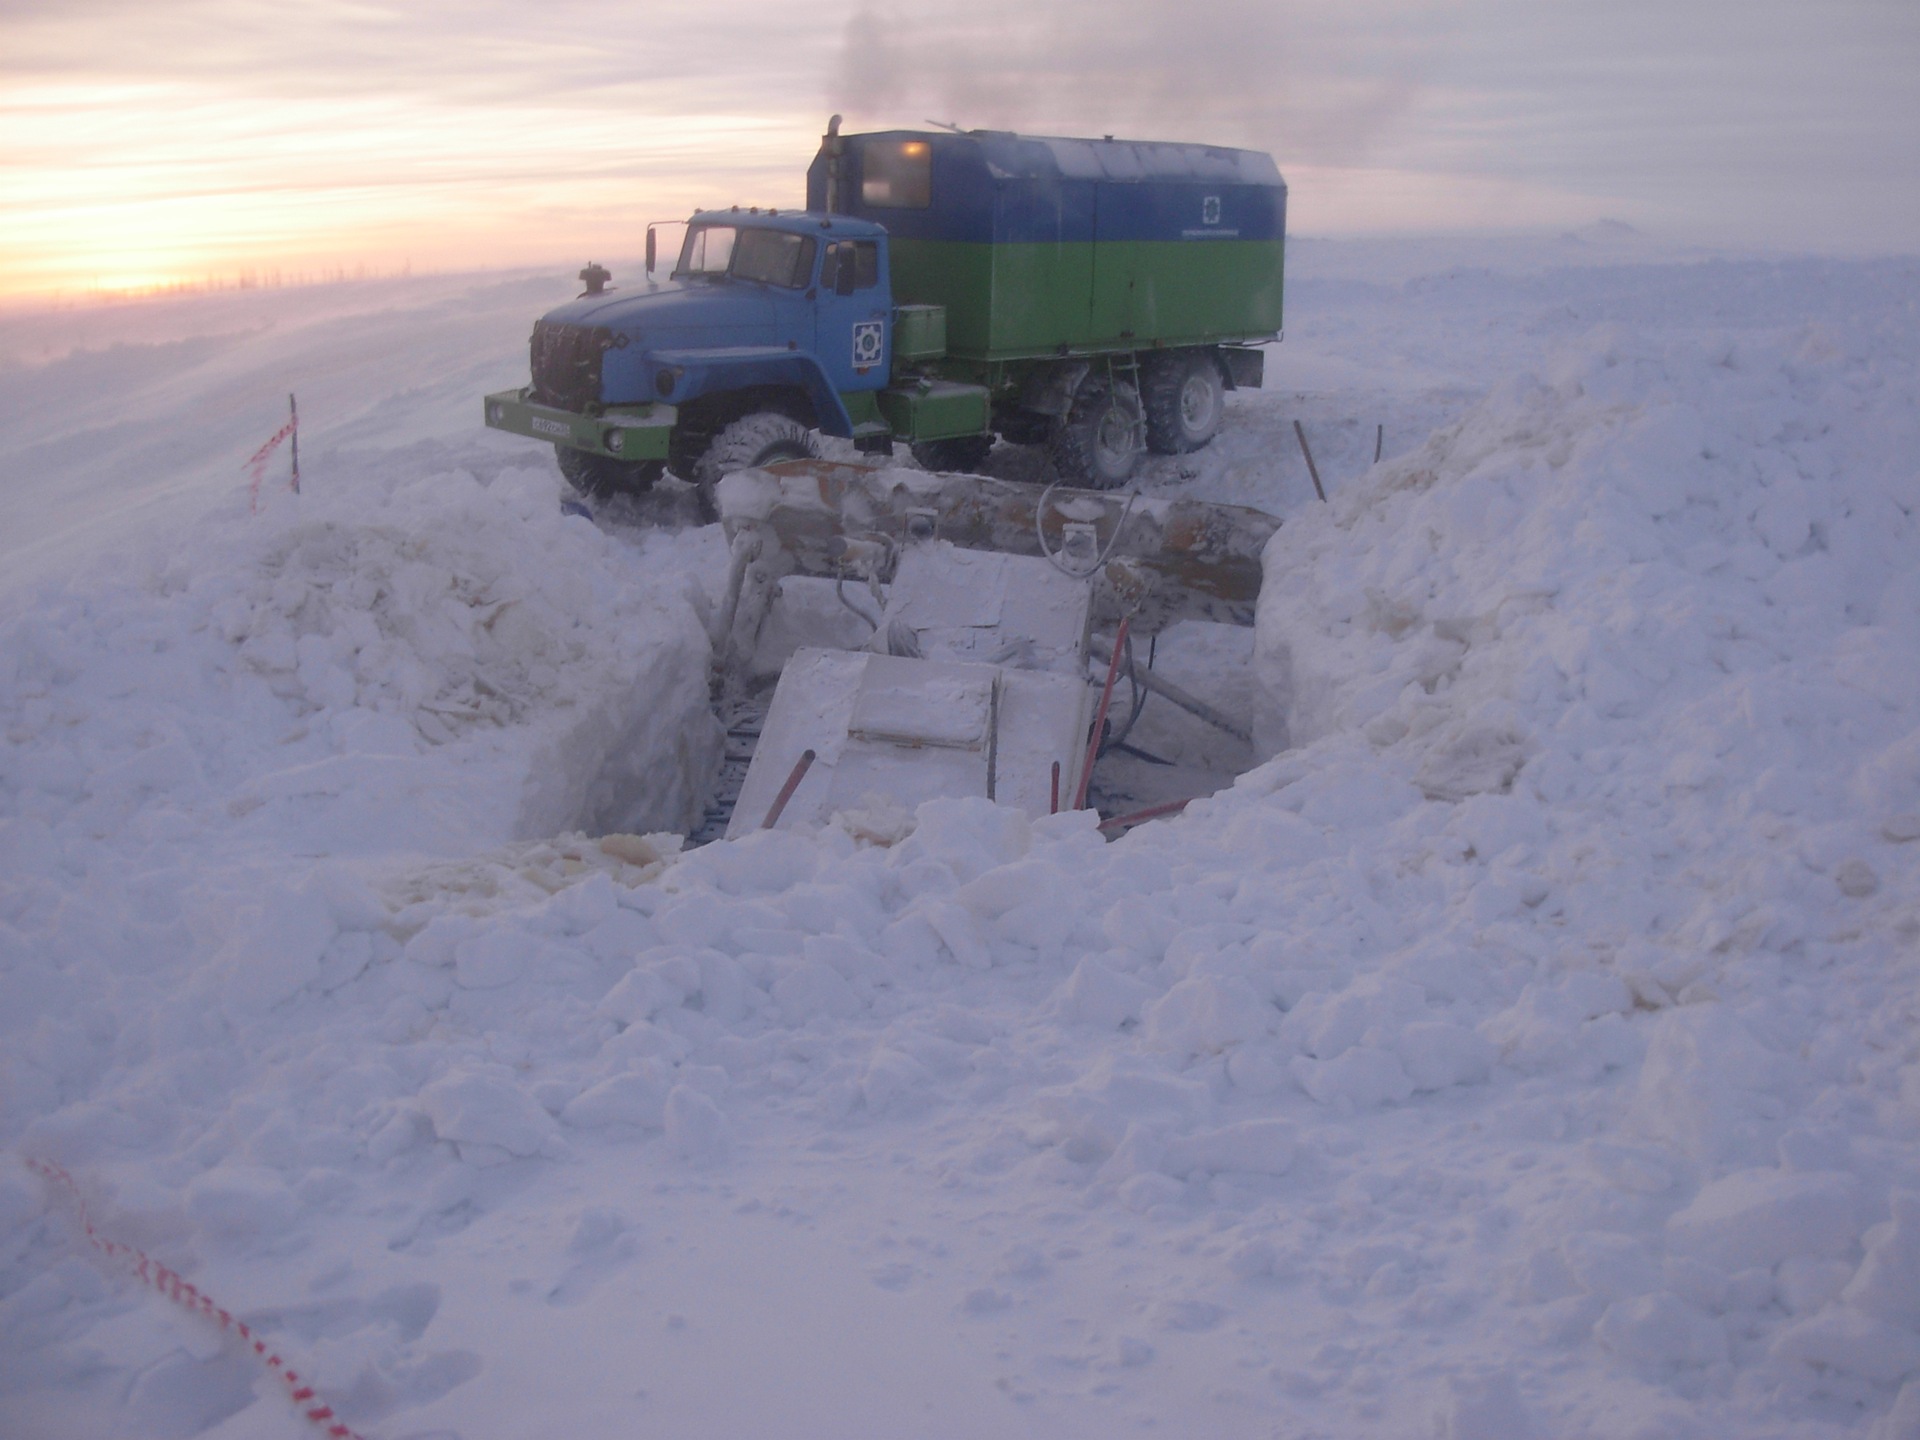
left=852, top=321, right=884, bottom=367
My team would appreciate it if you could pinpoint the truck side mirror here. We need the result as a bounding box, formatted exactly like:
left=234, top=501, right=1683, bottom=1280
left=834, top=247, right=857, bottom=296
left=645, top=226, right=657, bottom=276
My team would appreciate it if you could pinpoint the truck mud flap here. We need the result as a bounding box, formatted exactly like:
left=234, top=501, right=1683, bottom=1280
left=1218, top=346, right=1265, bottom=390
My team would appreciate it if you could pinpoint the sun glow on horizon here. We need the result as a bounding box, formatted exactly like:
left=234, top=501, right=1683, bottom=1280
left=0, top=68, right=824, bottom=298
left=3, top=0, right=1914, bottom=301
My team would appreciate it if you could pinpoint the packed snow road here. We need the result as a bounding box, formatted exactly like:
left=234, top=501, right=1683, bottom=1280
left=2, top=233, right=1917, bottom=1439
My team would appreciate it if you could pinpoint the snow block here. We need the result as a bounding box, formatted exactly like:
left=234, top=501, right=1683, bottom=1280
left=1842, top=1191, right=1920, bottom=1329
left=1054, top=955, right=1158, bottom=1030
left=1772, top=1308, right=1920, bottom=1385
left=561, top=1063, right=674, bottom=1130
left=1159, top=1119, right=1297, bottom=1179
left=215, top=884, right=338, bottom=1013
left=663, top=1084, right=730, bottom=1161
left=1395, top=1020, right=1495, bottom=1091
left=1594, top=1290, right=1728, bottom=1370
left=1144, top=974, right=1271, bottom=1056
left=419, top=1068, right=565, bottom=1160
left=1435, top=1370, right=1538, bottom=1440
left=1665, top=1168, right=1858, bottom=1273
left=184, top=1164, right=302, bottom=1243
left=1291, top=1045, right=1416, bottom=1110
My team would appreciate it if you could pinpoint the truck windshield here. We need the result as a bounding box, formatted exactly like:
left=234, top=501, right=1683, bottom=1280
left=730, top=229, right=818, bottom=288
left=675, top=224, right=819, bottom=289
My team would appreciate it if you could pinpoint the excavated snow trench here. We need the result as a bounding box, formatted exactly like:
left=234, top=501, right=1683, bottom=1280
left=680, top=580, right=1259, bottom=845
left=568, top=480, right=1263, bottom=847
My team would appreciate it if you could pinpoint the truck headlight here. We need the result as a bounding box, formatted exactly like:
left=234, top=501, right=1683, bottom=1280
left=486, top=401, right=504, bottom=424
left=605, top=429, right=624, bottom=453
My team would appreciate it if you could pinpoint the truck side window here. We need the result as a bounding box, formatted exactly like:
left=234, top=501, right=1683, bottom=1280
left=676, top=225, right=737, bottom=276
left=731, top=230, right=819, bottom=288
left=860, top=140, right=931, bottom=208
left=825, top=240, right=879, bottom=289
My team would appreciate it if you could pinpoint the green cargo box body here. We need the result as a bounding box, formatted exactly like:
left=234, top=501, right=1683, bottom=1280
left=808, top=131, right=1285, bottom=362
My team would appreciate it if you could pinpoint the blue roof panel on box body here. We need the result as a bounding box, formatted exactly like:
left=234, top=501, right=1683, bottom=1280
left=806, top=130, right=1286, bottom=247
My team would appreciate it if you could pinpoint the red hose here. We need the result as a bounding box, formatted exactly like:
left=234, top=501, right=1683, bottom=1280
left=762, top=748, right=817, bottom=829
left=1074, top=617, right=1130, bottom=810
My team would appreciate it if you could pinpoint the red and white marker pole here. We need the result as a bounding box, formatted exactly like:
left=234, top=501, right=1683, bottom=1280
left=246, top=394, right=301, bottom=512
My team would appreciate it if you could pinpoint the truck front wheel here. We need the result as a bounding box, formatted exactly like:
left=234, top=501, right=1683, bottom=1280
left=1051, top=380, right=1143, bottom=490
left=1142, top=350, right=1225, bottom=454
left=555, top=446, right=663, bottom=500
left=693, top=412, right=819, bottom=520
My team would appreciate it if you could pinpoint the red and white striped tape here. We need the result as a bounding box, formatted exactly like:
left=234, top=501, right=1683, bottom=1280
left=246, top=412, right=300, bottom=512
left=26, top=1157, right=370, bottom=1440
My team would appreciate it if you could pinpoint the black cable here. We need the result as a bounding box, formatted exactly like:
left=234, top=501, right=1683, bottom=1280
left=1097, top=625, right=1150, bottom=758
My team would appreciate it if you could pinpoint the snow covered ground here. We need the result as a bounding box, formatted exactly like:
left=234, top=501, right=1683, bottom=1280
left=2, top=232, right=1917, bottom=1439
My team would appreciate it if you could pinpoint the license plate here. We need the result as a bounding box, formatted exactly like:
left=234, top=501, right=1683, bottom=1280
left=529, top=415, right=571, bottom=439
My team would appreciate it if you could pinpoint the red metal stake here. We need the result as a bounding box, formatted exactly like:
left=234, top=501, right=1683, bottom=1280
left=1096, top=796, right=1193, bottom=833
left=762, top=748, right=817, bottom=829
left=1074, top=616, right=1130, bottom=810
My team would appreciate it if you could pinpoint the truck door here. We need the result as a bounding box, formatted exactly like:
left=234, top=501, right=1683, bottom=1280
left=814, top=237, right=889, bottom=394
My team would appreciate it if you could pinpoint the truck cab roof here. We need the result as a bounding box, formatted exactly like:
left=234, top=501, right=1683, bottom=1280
left=684, top=208, right=888, bottom=241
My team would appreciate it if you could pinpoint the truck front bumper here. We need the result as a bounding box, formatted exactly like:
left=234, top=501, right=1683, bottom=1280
left=482, top=389, right=676, bottom=462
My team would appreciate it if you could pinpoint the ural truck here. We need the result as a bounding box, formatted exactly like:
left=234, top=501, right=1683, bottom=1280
left=483, top=120, right=1286, bottom=512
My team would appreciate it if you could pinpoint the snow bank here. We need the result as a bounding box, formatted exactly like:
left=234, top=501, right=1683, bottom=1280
left=5, top=252, right=1918, bottom=1440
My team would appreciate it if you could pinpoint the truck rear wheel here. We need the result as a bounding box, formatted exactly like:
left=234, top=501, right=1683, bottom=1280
left=693, top=411, right=819, bottom=520
left=910, top=434, right=994, bottom=474
left=554, top=446, right=663, bottom=500
left=1142, top=350, right=1225, bottom=454
left=1051, top=380, right=1143, bottom=490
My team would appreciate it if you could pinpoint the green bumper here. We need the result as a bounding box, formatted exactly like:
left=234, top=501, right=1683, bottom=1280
left=482, top=389, right=676, bottom=462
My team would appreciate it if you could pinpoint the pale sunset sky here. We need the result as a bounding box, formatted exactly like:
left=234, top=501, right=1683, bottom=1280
left=2, top=0, right=1915, bottom=297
